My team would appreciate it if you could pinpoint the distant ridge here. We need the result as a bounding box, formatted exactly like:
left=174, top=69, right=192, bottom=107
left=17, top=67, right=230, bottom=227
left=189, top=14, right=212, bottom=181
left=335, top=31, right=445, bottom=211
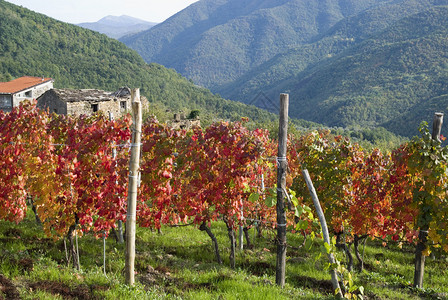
left=121, top=0, right=448, bottom=137
left=120, top=0, right=390, bottom=88
left=78, top=15, right=157, bottom=39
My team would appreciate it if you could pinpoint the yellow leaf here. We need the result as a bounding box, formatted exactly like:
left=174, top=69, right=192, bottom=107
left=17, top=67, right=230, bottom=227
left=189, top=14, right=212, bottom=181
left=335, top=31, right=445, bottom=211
left=428, top=229, right=441, bottom=244
left=443, top=244, right=448, bottom=253
left=422, top=248, right=431, bottom=257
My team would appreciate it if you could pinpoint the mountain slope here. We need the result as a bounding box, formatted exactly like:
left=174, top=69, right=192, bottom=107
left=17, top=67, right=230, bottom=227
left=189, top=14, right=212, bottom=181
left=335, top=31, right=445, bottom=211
left=120, top=0, right=448, bottom=137
left=121, top=0, right=389, bottom=88
left=0, top=0, right=285, bottom=127
left=216, top=0, right=438, bottom=104
left=279, top=6, right=448, bottom=137
left=77, top=15, right=157, bottom=39
left=215, top=0, right=448, bottom=137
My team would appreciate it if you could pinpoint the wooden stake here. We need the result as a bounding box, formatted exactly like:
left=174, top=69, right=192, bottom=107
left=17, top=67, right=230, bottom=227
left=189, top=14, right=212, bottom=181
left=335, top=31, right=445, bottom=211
left=238, top=226, right=244, bottom=250
left=275, top=93, right=288, bottom=287
left=103, top=231, right=107, bottom=276
left=302, top=169, right=343, bottom=298
left=125, top=89, right=142, bottom=285
left=432, top=112, right=443, bottom=142
left=238, top=201, right=244, bottom=251
left=109, top=112, right=124, bottom=244
left=413, top=112, right=443, bottom=288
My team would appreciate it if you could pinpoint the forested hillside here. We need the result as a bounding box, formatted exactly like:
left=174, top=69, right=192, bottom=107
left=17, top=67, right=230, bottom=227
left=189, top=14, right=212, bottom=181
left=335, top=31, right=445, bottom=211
left=217, top=0, right=438, bottom=103
left=0, top=0, right=286, bottom=127
left=121, top=0, right=388, bottom=88
left=122, top=0, right=448, bottom=138
left=274, top=6, right=448, bottom=137
left=217, top=1, right=448, bottom=137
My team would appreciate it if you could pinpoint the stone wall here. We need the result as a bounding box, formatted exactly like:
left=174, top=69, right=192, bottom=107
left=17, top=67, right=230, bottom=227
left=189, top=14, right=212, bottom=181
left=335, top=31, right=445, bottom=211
left=37, top=88, right=148, bottom=118
left=36, top=89, right=67, bottom=114
left=168, top=114, right=201, bottom=130
left=67, top=98, right=130, bottom=118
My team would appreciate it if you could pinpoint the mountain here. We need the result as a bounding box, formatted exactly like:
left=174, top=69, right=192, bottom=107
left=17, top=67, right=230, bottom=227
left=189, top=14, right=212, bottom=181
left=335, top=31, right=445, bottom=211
left=261, top=6, right=448, bottom=137
left=77, top=15, right=157, bottom=39
left=122, top=0, right=448, bottom=137
left=216, top=0, right=439, bottom=103
left=120, top=0, right=390, bottom=89
left=0, top=0, right=288, bottom=128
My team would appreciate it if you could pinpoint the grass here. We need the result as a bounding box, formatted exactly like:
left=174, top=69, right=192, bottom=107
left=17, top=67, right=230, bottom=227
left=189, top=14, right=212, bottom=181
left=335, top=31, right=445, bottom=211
left=0, top=208, right=447, bottom=299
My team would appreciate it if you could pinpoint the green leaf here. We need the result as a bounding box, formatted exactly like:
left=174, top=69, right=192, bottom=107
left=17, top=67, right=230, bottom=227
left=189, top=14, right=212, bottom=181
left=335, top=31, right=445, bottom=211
left=348, top=275, right=354, bottom=289
left=248, top=192, right=259, bottom=203
left=331, top=235, right=337, bottom=246
left=330, top=263, right=338, bottom=269
left=324, top=242, right=331, bottom=254
left=320, top=244, right=327, bottom=254
left=290, top=192, right=299, bottom=207
left=295, top=205, right=305, bottom=217
left=298, top=220, right=308, bottom=230
left=265, top=196, right=277, bottom=207
left=359, top=286, right=364, bottom=295
left=242, top=183, right=251, bottom=193
left=305, top=238, right=313, bottom=250
left=229, top=179, right=235, bottom=188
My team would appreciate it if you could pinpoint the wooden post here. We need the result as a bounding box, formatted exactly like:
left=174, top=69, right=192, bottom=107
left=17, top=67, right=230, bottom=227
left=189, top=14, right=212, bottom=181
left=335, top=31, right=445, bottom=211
left=432, top=113, right=443, bottom=142
left=413, top=112, right=443, bottom=288
left=109, top=112, right=124, bottom=244
left=302, top=169, right=343, bottom=298
left=275, top=93, right=288, bottom=287
left=238, top=226, right=244, bottom=250
left=125, top=89, right=142, bottom=285
left=238, top=201, right=244, bottom=251
left=103, top=231, right=107, bottom=276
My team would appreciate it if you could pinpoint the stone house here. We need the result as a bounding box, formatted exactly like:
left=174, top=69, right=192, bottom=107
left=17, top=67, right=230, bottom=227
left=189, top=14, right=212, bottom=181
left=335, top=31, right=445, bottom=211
left=167, top=113, right=201, bottom=130
left=0, top=76, right=54, bottom=112
left=37, top=87, right=146, bottom=117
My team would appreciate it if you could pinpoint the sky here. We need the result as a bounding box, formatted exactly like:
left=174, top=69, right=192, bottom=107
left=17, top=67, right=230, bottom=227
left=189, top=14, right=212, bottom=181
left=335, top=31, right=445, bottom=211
left=6, top=0, right=199, bottom=24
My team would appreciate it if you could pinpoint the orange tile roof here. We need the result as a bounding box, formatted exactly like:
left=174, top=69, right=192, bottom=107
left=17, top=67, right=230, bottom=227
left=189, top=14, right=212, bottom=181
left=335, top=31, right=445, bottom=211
left=0, top=76, right=53, bottom=94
